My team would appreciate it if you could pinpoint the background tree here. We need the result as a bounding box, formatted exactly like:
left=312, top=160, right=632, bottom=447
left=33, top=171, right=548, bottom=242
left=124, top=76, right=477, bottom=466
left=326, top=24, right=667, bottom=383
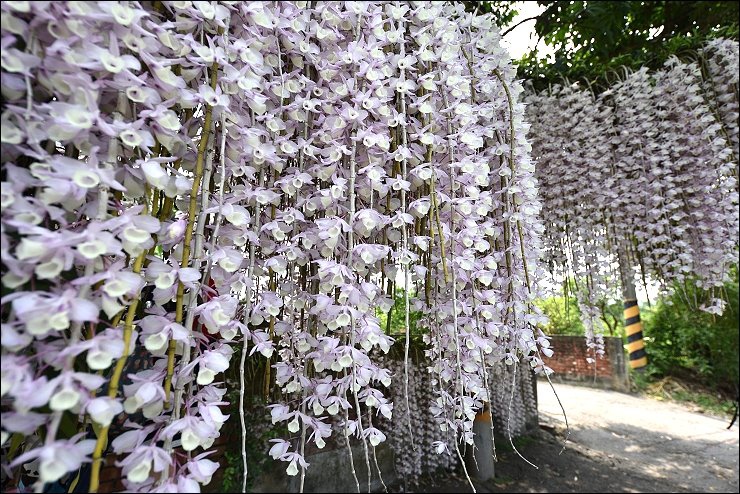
left=467, top=1, right=740, bottom=88
left=641, top=271, right=740, bottom=396
left=534, top=278, right=624, bottom=337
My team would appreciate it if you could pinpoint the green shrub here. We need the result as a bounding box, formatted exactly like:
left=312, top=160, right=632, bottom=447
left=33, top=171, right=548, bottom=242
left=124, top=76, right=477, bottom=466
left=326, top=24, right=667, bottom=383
left=535, top=295, right=585, bottom=336
left=534, top=294, right=623, bottom=337
left=641, top=272, right=739, bottom=395
left=376, top=288, right=423, bottom=339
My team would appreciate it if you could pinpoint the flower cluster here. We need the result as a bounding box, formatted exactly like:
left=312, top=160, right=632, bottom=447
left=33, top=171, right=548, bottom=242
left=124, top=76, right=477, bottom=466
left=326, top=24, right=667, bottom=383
left=524, top=83, right=620, bottom=357
left=702, top=38, right=739, bottom=162
left=381, top=2, right=553, bottom=473
left=526, top=44, right=739, bottom=331
left=379, top=355, right=537, bottom=483
left=1, top=2, right=547, bottom=491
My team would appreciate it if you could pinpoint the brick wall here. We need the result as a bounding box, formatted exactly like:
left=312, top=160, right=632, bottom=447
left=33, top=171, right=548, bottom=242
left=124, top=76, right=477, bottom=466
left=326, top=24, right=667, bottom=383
left=97, top=456, right=124, bottom=493
left=543, top=336, right=629, bottom=391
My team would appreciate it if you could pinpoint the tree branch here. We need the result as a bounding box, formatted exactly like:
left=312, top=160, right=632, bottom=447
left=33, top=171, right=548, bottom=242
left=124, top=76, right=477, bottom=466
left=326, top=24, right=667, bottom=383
left=502, top=15, right=540, bottom=37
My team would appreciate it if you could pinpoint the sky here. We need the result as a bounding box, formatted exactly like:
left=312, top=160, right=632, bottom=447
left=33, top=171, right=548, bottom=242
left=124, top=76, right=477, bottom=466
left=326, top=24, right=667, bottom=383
left=499, top=1, right=555, bottom=61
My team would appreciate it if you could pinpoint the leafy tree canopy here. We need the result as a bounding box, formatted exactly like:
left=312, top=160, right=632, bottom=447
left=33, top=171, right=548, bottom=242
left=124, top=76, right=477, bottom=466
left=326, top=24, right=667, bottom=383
left=465, top=1, right=739, bottom=89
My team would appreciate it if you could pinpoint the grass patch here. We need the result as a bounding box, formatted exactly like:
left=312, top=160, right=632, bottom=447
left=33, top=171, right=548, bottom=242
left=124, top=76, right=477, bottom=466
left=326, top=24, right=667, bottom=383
left=493, top=433, right=537, bottom=453
left=492, top=474, right=514, bottom=485
left=632, top=373, right=736, bottom=418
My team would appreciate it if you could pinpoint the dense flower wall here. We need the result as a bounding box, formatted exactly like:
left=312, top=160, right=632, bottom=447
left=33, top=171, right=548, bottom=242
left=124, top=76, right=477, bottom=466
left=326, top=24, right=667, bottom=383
left=381, top=357, right=537, bottom=482
left=526, top=42, right=740, bottom=347
left=702, top=38, right=739, bottom=161
left=524, top=84, right=618, bottom=357
left=0, top=2, right=549, bottom=492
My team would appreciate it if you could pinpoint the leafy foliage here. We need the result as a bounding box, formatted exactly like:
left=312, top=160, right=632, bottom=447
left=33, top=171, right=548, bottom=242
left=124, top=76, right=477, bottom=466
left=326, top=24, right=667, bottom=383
left=536, top=293, right=623, bottom=337
left=641, top=272, right=740, bottom=395
left=376, top=289, right=423, bottom=339
left=475, top=1, right=740, bottom=88
left=535, top=295, right=584, bottom=336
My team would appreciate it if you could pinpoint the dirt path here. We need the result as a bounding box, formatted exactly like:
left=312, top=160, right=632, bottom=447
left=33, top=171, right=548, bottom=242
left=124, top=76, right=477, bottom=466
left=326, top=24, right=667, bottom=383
left=530, top=380, right=739, bottom=493
left=389, top=381, right=738, bottom=493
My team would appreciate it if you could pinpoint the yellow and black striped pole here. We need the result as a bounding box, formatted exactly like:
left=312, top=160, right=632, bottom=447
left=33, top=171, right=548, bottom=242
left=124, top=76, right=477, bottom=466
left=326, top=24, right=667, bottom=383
left=618, top=244, right=648, bottom=371
left=624, top=298, right=647, bottom=369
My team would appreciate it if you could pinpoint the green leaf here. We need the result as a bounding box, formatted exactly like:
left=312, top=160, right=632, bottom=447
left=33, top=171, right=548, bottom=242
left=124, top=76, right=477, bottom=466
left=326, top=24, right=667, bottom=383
left=7, top=433, right=25, bottom=462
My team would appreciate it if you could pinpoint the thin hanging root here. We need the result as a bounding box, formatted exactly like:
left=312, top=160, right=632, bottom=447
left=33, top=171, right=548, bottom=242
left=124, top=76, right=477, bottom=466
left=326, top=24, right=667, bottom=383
left=351, top=359, right=372, bottom=493
left=264, top=316, right=274, bottom=399
left=366, top=411, right=387, bottom=493
left=441, top=88, right=472, bottom=485
left=344, top=406, right=361, bottom=494
left=343, top=14, right=374, bottom=485
left=467, top=436, right=479, bottom=471
left=506, top=363, right=538, bottom=469
left=440, top=85, right=477, bottom=489
left=453, top=439, right=477, bottom=493
left=516, top=221, right=532, bottom=292
left=262, top=170, right=280, bottom=398
left=349, top=315, right=371, bottom=490
left=403, top=267, right=415, bottom=452
left=240, top=165, right=264, bottom=494
left=395, top=11, right=415, bottom=454
left=541, top=362, right=571, bottom=455
left=371, top=445, right=387, bottom=493
left=470, top=280, right=497, bottom=462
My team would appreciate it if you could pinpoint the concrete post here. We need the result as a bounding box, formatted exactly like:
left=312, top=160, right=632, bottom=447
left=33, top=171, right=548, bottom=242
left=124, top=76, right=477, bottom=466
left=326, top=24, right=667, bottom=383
left=466, top=405, right=495, bottom=481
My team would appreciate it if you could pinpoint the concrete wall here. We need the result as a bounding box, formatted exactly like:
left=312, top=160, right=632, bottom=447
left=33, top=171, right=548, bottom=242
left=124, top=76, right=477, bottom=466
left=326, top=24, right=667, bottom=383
left=543, top=336, right=629, bottom=392
left=251, top=442, right=395, bottom=493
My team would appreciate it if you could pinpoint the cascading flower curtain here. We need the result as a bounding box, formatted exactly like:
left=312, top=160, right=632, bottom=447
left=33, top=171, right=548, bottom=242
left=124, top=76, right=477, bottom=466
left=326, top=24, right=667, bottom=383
left=525, top=44, right=740, bottom=340
left=1, top=2, right=550, bottom=493
left=702, top=38, right=740, bottom=163
left=624, top=58, right=738, bottom=304
left=524, top=83, right=620, bottom=359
